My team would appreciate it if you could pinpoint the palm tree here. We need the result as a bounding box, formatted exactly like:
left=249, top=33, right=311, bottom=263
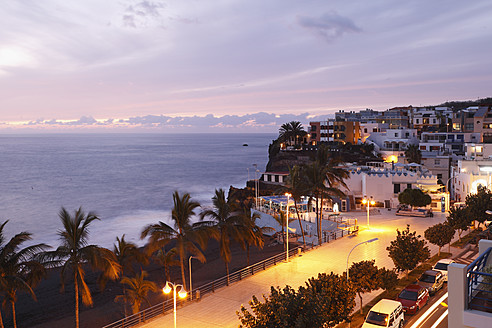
left=113, top=235, right=147, bottom=275
left=272, top=211, right=295, bottom=249
left=199, top=189, right=243, bottom=284
left=0, top=221, right=50, bottom=328
left=302, top=153, right=348, bottom=245
left=404, top=144, right=422, bottom=164
left=44, top=207, right=121, bottom=328
left=279, top=121, right=307, bottom=146
left=284, top=165, right=307, bottom=247
left=236, top=208, right=272, bottom=266
left=141, top=191, right=207, bottom=290
left=114, top=271, right=157, bottom=316
left=152, top=247, right=179, bottom=282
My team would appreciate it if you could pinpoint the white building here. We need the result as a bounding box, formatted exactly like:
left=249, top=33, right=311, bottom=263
left=341, top=162, right=448, bottom=210
left=454, top=159, right=492, bottom=203
left=365, top=128, right=419, bottom=163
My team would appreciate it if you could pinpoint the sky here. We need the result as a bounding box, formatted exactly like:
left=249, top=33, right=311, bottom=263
left=1, top=0, right=492, bottom=133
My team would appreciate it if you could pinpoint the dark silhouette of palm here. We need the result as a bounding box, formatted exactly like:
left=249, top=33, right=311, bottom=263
left=44, top=208, right=121, bottom=328
left=141, top=191, right=207, bottom=290
left=114, top=271, right=157, bottom=315
left=0, top=220, right=50, bottom=328
left=200, top=189, right=243, bottom=284
left=113, top=235, right=148, bottom=276
left=279, top=121, right=307, bottom=146
left=284, top=165, right=307, bottom=246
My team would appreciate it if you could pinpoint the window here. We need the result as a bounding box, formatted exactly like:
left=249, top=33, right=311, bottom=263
left=373, top=128, right=378, bottom=132
left=420, top=146, right=426, bottom=150
left=416, top=119, right=420, bottom=124
left=364, top=128, right=368, bottom=133
left=407, top=184, right=412, bottom=189
left=435, top=159, right=440, bottom=165
left=437, top=174, right=442, bottom=179
left=405, top=133, right=409, bottom=137
left=311, top=125, right=317, bottom=131
left=394, top=184, right=401, bottom=193
left=465, top=123, right=474, bottom=130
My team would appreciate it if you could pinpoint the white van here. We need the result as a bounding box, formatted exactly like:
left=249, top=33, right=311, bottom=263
left=362, top=299, right=404, bottom=328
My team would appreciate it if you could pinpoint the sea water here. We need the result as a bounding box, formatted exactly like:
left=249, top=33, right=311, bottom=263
left=0, top=133, right=274, bottom=248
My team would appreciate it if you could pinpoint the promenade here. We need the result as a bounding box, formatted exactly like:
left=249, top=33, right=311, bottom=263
left=140, top=209, right=459, bottom=328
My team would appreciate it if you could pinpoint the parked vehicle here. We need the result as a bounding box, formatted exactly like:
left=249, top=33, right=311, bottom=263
left=417, top=270, right=444, bottom=295
left=396, top=284, right=429, bottom=314
left=362, top=299, right=404, bottom=328
left=432, top=259, right=456, bottom=282
left=395, top=205, right=433, bottom=217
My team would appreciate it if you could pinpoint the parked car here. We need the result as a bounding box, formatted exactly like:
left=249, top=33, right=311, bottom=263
left=396, top=284, right=429, bottom=314
left=362, top=299, right=404, bottom=328
left=432, top=259, right=456, bottom=282
left=417, top=270, right=444, bottom=295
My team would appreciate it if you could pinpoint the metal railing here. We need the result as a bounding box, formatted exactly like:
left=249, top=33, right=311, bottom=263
left=467, top=246, right=492, bottom=313
left=103, top=246, right=304, bottom=328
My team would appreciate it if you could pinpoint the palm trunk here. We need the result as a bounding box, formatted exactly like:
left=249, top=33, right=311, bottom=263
left=226, top=262, right=230, bottom=285
left=10, top=301, right=16, bottom=328
left=179, top=255, right=187, bottom=290
left=294, top=200, right=306, bottom=247
left=0, top=308, right=4, bottom=328
left=246, top=244, right=250, bottom=266
left=75, top=279, right=79, bottom=328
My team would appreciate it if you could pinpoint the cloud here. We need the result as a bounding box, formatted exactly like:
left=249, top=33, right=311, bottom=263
left=122, top=1, right=166, bottom=28
left=297, top=11, right=361, bottom=43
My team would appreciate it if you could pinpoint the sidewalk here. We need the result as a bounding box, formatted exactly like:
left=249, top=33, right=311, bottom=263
left=140, top=209, right=460, bottom=328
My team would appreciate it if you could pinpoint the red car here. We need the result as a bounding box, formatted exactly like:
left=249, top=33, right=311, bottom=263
left=396, top=284, right=429, bottom=314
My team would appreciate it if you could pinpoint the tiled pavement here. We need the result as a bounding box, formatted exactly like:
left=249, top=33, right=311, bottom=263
left=139, top=209, right=465, bottom=328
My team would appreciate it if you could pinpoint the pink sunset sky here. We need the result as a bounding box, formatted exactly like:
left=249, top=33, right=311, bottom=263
left=1, top=0, right=492, bottom=132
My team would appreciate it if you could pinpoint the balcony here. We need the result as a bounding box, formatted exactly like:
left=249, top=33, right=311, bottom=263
left=467, top=246, right=492, bottom=313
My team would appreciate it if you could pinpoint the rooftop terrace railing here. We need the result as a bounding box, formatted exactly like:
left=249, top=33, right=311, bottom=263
left=102, top=245, right=304, bottom=328
left=467, top=246, right=492, bottom=313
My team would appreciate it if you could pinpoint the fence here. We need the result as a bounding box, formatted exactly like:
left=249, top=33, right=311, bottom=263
left=103, top=246, right=304, bottom=328
left=467, top=246, right=492, bottom=313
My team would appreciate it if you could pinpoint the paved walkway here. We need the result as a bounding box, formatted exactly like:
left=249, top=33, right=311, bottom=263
left=140, top=209, right=463, bottom=328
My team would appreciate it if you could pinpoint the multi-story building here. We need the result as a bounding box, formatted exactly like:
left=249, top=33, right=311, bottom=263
left=379, top=107, right=411, bottom=128
left=473, top=105, right=492, bottom=143
left=452, top=107, right=477, bottom=133
left=308, top=119, right=360, bottom=144
left=365, top=128, right=419, bottom=162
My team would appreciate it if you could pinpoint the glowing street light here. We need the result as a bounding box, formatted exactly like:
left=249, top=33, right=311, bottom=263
left=346, top=238, right=379, bottom=282
left=362, top=196, right=376, bottom=227
left=285, top=192, right=292, bottom=262
left=163, top=281, right=187, bottom=328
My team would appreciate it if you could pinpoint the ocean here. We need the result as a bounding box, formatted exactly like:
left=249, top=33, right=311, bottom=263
left=0, top=133, right=274, bottom=248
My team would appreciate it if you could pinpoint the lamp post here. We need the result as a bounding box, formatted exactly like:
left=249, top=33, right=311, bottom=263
left=362, top=196, right=375, bottom=227
left=285, top=192, right=292, bottom=262
left=189, top=256, right=198, bottom=300
left=346, top=238, right=379, bottom=282
left=163, top=281, right=187, bottom=328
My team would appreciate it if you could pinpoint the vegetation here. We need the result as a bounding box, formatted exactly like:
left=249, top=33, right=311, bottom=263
left=278, top=121, right=307, bottom=147
left=465, top=186, right=492, bottom=227
left=0, top=221, right=50, bottom=328
left=141, top=191, right=207, bottom=291
left=114, top=271, right=157, bottom=315
left=447, top=206, right=472, bottom=242
left=404, top=144, right=422, bottom=164
left=424, top=223, right=455, bottom=255
left=283, top=165, right=307, bottom=246
left=237, top=272, right=355, bottom=328
left=387, top=225, right=430, bottom=278
left=43, top=208, right=121, bottom=328
left=348, top=260, right=398, bottom=314
left=398, top=188, right=431, bottom=208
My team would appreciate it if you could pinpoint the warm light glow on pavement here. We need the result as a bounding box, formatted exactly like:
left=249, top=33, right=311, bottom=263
left=410, top=292, right=448, bottom=328
left=430, top=309, right=448, bottom=328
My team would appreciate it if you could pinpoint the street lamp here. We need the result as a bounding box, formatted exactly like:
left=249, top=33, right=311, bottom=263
left=163, top=281, right=187, bottom=328
left=346, top=238, right=379, bottom=282
left=362, top=196, right=376, bottom=227
left=189, top=256, right=198, bottom=300
left=285, top=192, right=292, bottom=262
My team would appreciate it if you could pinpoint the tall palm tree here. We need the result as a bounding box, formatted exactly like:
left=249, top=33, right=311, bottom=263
left=0, top=221, right=49, bottom=328
left=114, top=271, right=157, bottom=316
left=303, top=154, right=348, bottom=245
left=284, top=165, right=307, bottom=247
left=141, top=191, right=207, bottom=290
left=44, top=207, right=121, bottom=328
left=199, top=189, right=243, bottom=284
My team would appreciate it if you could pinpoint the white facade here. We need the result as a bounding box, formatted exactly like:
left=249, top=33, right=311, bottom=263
left=454, top=159, right=492, bottom=203
left=365, top=128, right=419, bottom=162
